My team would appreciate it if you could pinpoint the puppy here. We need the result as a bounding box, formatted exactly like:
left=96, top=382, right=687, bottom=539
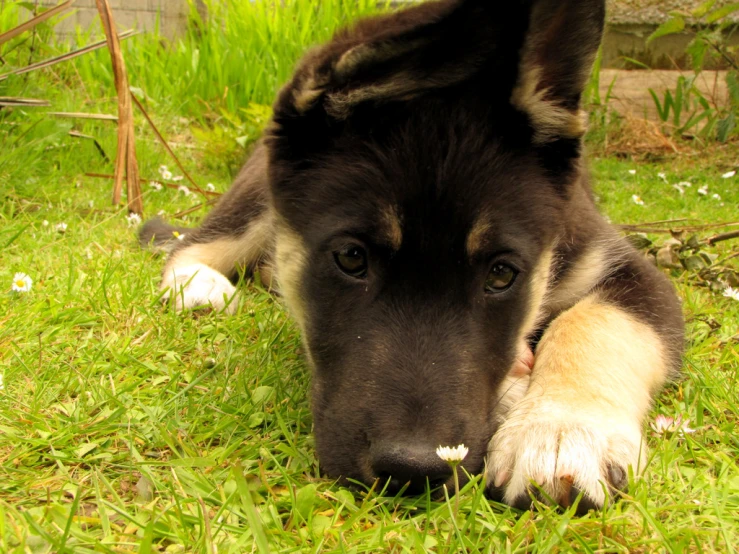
left=140, top=0, right=683, bottom=513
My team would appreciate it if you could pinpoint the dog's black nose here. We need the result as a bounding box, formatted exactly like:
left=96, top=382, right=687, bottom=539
left=371, top=442, right=452, bottom=494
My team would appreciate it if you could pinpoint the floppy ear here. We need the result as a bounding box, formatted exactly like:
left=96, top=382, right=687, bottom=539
left=267, top=0, right=518, bottom=160
left=267, top=0, right=605, bottom=161
left=511, top=0, right=605, bottom=144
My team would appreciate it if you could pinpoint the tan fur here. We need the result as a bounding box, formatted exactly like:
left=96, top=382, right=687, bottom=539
left=488, top=294, right=668, bottom=507
left=465, top=219, right=492, bottom=258
left=274, top=224, right=310, bottom=332
left=333, top=39, right=428, bottom=80
left=381, top=205, right=403, bottom=250
left=517, top=248, right=555, bottom=345
left=510, top=66, right=587, bottom=145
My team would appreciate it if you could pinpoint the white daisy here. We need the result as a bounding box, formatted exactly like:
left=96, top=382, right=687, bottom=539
left=0, top=373, right=4, bottom=391
left=158, top=165, right=169, bottom=175
left=11, top=272, right=32, bottom=293
left=126, top=212, right=142, bottom=226
left=723, top=287, right=739, bottom=301
left=722, top=170, right=736, bottom=179
left=677, top=181, right=692, bottom=188
left=651, top=415, right=695, bottom=435
left=149, top=182, right=163, bottom=191
left=42, top=220, right=49, bottom=227
left=657, top=172, right=668, bottom=182
left=55, top=222, right=68, bottom=234
left=172, top=175, right=184, bottom=182
left=631, top=194, right=645, bottom=206
left=206, top=183, right=216, bottom=192
left=436, top=444, right=469, bottom=463
left=162, top=170, right=173, bottom=180
left=697, top=186, right=708, bottom=196
left=672, top=184, right=685, bottom=195
left=628, top=169, right=637, bottom=175
left=178, top=185, right=192, bottom=197
left=712, top=193, right=721, bottom=200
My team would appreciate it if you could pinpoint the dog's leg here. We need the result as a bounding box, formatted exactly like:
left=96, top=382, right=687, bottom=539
left=487, top=254, right=683, bottom=513
left=141, top=143, right=274, bottom=314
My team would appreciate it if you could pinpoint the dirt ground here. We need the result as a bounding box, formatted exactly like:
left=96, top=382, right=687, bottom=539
left=600, top=69, right=729, bottom=121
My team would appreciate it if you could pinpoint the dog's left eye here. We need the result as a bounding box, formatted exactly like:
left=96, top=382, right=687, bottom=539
left=485, top=263, right=517, bottom=293
left=334, top=245, right=368, bottom=278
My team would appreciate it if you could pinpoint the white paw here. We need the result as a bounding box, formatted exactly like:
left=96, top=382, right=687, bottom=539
left=161, top=263, right=239, bottom=314
left=486, top=397, right=644, bottom=512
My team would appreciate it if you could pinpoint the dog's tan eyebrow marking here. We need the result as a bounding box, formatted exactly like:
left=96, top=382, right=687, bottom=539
left=379, top=205, right=403, bottom=250
left=466, top=216, right=492, bottom=258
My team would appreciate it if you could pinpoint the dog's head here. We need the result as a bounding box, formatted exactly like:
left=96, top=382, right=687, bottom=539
left=265, top=0, right=605, bottom=492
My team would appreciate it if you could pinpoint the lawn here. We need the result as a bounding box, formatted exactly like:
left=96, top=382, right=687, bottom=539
left=1, top=1, right=739, bottom=552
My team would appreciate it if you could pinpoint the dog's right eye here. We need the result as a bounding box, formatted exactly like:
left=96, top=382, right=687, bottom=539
left=334, top=245, right=368, bottom=278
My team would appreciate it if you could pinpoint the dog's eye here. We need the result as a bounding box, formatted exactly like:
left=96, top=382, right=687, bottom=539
left=334, top=245, right=368, bottom=278
left=485, top=263, right=517, bottom=293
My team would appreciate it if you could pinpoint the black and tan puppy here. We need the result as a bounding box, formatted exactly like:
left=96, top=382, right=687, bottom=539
left=140, top=0, right=683, bottom=512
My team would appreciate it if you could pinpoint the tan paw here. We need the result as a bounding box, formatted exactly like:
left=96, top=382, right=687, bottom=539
left=161, top=263, right=239, bottom=314
left=486, top=397, right=644, bottom=513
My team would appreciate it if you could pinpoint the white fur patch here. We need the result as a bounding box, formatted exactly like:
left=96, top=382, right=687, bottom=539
left=161, top=263, right=239, bottom=314
left=487, top=294, right=666, bottom=509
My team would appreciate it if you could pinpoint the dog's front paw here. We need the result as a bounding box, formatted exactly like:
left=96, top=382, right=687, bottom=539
left=486, top=400, right=645, bottom=513
left=161, top=263, right=239, bottom=314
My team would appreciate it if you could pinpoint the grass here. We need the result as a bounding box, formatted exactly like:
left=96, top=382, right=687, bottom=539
left=2, top=0, right=739, bottom=552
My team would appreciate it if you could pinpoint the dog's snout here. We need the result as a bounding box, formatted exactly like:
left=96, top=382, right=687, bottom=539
left=371, top=442, right=452, bottom=494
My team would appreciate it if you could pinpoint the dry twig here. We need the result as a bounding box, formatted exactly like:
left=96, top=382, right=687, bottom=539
left=95, top=0, right=142, bottom=214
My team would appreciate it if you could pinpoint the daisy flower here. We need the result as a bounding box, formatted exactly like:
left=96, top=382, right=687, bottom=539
left=628, top=169, right=637, bottom=175
left=11, top=272, right=32, bottom=293
left=677, top=181, right=692, bottom=188
left=162, top=170, right=173, bottom=180
left=657, top=172, right=668, bottom=183
left=126, top=212, right=142, bottom=227
left=436, top=444, right=468, bottom=514
left=206, top=183, right=216, bottom=192
left=651, top=414, right=695, bottom=435
left=712, top=193, right=721, bottom=200
left=177, top=185, right=192, bottom=197
left=149, top=182, right=163, bottom=191
left=436, top=444, right=469, bottom=463
left=158, top=165, right=169, bottom=175
left=0, top=373, right=4, bottom=391
left=42, top=220, right=49, bottom=227
left=55, top=222, right=68, bottom=234
left=724, top=287, right=739, bottom=301
left=722, top=170, right=736, bottom=179
left=672, top=184, right=685, bottom=195
left=697, top=186, right=708, bottom=196
left=172, top=175, right=184, bottom=182
left=631, top=194, right=645, bottom=206
left=172, top=231, right=186, bottom=241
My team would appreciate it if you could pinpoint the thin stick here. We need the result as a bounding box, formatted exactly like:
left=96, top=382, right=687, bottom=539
left=706, top=230, right=739, bottom=246
left=0, top=30, right=138, bottom=81
left=84, top=173, right=220, bottom=197
left=0, top=0, right=74, bottom=46
left=130, top=94, right=208, bottom=198
left=173, top=198, right=219, bottom=219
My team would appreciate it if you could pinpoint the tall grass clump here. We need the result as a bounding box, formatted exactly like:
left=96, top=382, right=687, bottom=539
left=68, top=0, right=392, bottom=120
